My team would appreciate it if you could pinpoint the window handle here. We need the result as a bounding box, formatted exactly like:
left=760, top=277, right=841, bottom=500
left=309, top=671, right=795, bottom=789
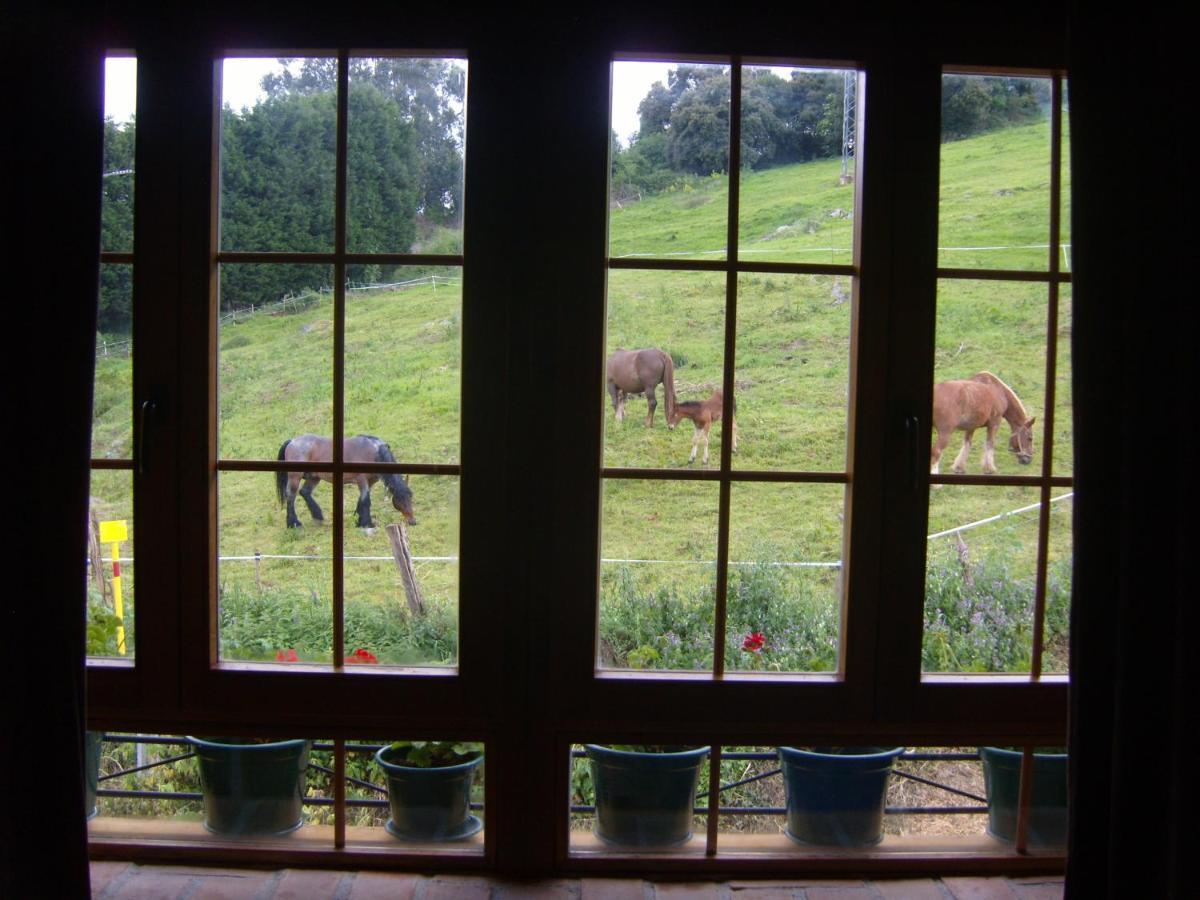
left=905, top=414, right=920, bottom=492
left=138, top=399, right=157, bottom=476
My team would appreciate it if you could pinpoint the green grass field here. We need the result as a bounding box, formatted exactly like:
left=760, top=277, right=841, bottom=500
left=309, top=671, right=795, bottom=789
left=88, top=117, right=1072, bottom=674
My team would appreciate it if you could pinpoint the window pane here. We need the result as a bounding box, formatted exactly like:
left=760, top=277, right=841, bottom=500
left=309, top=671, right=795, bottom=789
left=609, top=61, right=730, bottom=261
left=349, top=737, right=484, bottom=851
left=220, top=57, right=336, bottom=253
left=1059, top=81, right=1071, bottom=273
left=217, top=264, right=334, bottom=460
left=347, top=58, right=466, bottom=254
left=344, top=267, right=461, bottom=465
left=343, top=475, right=459, bottom=667
left=1053, top=284, right=1073, bottom=477
left=102, top=57, right=135, bottom=254
left=1042, top=492, right=1073, bottom=675
left=735, top=273, right=852, bottom=472
left=94, top=264, right=133, bottom=459
left=932, top=280, right=1045, bottom=478
left=569, top=742, right=709, bottom=855
left=924, top=486, right=1043, bottom=673
left=598, top=480, right=719, bottom=671
left=218, top=471, right=332, bottom=664
left=87, top=469, right=135, bottom=659
left=88, top=732, right=332, bottom=848
left=738, top=66, right=857, bottom=266
left=726, top=483, right=844, bottom=673
left=939, top=74, right=1053, bottom=271
left=604, top=269, right=726, bottom=469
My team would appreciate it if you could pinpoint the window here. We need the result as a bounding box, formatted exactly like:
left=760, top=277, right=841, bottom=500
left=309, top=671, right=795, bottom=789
left=84, top=22, right=1071, bottom=875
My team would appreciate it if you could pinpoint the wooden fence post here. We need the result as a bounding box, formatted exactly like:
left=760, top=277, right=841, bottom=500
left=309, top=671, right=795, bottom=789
left=386, top=522, right=426, bottom=616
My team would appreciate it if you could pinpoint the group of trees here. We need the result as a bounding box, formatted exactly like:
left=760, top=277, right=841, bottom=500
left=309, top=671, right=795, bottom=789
left=611, top=66, right=851, bottom=202
left=611, top=67, right=1050, bottom=203
left=99, top=57, right=465, bottom=334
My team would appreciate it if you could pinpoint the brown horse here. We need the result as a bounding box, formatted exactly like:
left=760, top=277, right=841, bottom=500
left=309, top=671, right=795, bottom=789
left=275, top=434, right=416, bottom=529
left=606, top=347, right=676, bottom=427
left=666, top=388, right=737, bottom=466
left=931, top=372, right=1035, bottom=475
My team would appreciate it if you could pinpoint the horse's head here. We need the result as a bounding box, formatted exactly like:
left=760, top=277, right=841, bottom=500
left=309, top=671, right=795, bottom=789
left=666, top=406, right=682, bottom=430
left=1009, top=417, right=1036, bottom=465
left=388, top=474, right=417, bottom=525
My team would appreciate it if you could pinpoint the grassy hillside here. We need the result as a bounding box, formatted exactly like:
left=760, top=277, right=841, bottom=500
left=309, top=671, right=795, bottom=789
left=88, top=119, right=1072, bottom=673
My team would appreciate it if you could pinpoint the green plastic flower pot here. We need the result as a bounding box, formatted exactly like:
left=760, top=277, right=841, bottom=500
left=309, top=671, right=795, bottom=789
left=189, top=737, right=311, bottom=835
left=84, top=731, right=103, bottom=820
left=777, top=746, right=904, bottom=847
left=585, top=745, right=710, bottom=848
left=980, top=747, right=1068, bottom=847
left=374, top=746, right=483, bottom=841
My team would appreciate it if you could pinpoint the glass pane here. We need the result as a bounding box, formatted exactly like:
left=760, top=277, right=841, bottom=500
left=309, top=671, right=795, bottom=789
left=94, top=264, right=133, bottom=459
left=738, top=66, right=857, bottom=265
left=932, top=280, right=1045, bottom=478
left=217, top=264, right=334, bottom=460
left=598, top=479, right=719, bottom=671
left=727, top=483, right=844, bottom=673
left=102, top=57, right=135, bottom=254
left=609, top=61, right=730, bottom=261
left=87, top=469, right=135, bottom=659
left=735, top=273, right=852, bottom=472
left=924, top=486, right=1043, bottom=673
left=345, top=737, right=484, bottom=851
left=1042, top=491, right=1073, bottom=675
left=344, top=267, right=461, bottom=465
left=88, top=732, right=332, bottom=848
left=939, top=74, right=1053, bottom=271
left=347, top=57, right=466, bottom=254
left=1059, top=81, right=1071, bottom=273
left=604, top=269, right=726, bottom=469
left=220, top=57, right=336, bottom=253
left=569, top=742, right=709, bottom=855
left=218, top=471, right=332, bottom=664
left=1053, top=284, right=1073, bottom=477
left=343, top=475, right=459, bottom=667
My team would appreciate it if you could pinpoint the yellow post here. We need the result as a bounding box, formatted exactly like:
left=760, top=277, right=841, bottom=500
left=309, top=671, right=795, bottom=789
left=98, top=520, right=129, bottom=655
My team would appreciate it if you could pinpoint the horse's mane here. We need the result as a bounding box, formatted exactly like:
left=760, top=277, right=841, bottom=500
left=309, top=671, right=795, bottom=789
left=973, top=371, right=1029, bottom=421
left=370, top=438, right=412, bottom=501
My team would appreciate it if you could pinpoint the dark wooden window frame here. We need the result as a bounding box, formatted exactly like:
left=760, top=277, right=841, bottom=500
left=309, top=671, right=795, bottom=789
left=85, top=19, right=1072, bottom=878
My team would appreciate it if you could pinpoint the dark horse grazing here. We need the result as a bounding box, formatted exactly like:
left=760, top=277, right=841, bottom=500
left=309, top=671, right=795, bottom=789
left=276, top=434, right=416, bottom=529
left=606, top=347, right=676, bottom=426
left=931, top=372, right=1035, bottom=475
left=667, top=388, right=738, bottom=466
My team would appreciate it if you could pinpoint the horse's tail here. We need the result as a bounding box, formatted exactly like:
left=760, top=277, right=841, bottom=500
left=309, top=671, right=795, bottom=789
left=276, top=440, right=291, bottom=506
left=660, top=349, right=676, bottom=420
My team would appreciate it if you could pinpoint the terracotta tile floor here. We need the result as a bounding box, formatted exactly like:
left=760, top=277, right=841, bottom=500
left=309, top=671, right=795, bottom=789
left=90, top=862, right=1065, bottom=899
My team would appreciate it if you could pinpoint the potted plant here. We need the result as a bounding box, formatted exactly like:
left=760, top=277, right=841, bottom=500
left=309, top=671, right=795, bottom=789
left=374, top=740, right=484, bottom=841
left=583, top=744, right=710, bottom=848
left=776, top=746, right=905, bottom=846
left=979, top=746, right=1068, bottom=847
left=188, top=736, right=312, bottom=835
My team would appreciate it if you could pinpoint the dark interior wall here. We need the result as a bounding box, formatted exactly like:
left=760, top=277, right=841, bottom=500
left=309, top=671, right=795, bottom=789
left=5, top=4, right=1185, bottom=896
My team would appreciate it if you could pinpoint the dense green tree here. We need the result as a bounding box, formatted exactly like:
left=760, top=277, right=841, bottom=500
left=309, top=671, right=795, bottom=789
left=941, top=76, right=1048, bottom=141
left=263, top=57, right=465, bottom=225
left=218, top=82, right=419, bottom=310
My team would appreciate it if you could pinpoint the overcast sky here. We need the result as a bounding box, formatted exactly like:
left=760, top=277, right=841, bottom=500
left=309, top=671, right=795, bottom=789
left=105, top=58, right=802, bottom=148
left=105, top=56, right=676, bottom=145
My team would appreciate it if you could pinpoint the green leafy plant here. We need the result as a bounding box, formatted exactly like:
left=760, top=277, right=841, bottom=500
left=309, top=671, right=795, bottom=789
left=384, top=740, right=482, bottom=768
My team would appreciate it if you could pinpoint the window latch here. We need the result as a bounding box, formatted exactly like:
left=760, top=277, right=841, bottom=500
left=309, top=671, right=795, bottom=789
left=138, top=399, right=157, bottom=476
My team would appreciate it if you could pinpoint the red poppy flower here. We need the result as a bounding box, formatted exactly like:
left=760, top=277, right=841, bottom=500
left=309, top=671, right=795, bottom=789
left=345, top=648, right=378, bottom=664
left=275, top=648, right=299, bottom=662
left=742, top=632, right=765, bottom=653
